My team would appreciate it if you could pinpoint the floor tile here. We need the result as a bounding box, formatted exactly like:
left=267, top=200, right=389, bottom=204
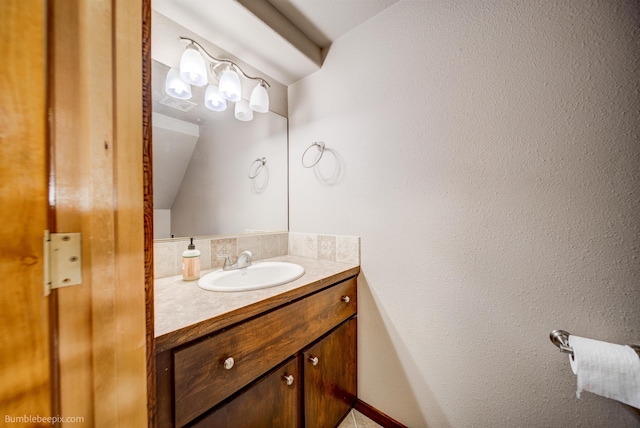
left=337, top=409, right=383, bottom=428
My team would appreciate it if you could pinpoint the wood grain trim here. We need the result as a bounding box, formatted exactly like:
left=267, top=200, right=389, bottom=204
left=353, top=399, right=408, bottom=428
left=0, top=0, right=51, bottom=419
left=52, top=0, right=99, bottom=422
left=46, top=0, right=61, bottom=417
left=155, top=268, right=360, bottom=352
left=142, top=0, right=155, bottom=425
left=52, top=0, right=147, bottom=424
left=173, top=277, right=357, bottom=426
left=113, top=0, right=147, bottom=425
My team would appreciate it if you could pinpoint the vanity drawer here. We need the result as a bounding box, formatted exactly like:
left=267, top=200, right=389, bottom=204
left=173, top=276, right=357, bottom=427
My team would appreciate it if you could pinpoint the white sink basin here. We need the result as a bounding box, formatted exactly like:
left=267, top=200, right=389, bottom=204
left=197, top=261, right=305, bottom=292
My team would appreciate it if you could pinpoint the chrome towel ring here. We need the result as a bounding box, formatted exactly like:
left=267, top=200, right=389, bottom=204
left=248, top=157, right=266, bottom=179
left=302, top=141, right=325, bottom=168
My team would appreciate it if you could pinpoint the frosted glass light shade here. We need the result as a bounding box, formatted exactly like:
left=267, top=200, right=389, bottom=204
left=235, top=99, right=253, bottom=121
left=249, top=82, right=269, bottom=113
left=204, top=85, right=227, bottom=111
left=219, top=67, right=242, bottom=102
left=179, top=46, right=208, bottom=86
left=165, top=68, right=192, bottom=99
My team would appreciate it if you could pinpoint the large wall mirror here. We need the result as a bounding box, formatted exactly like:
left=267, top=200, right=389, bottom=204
left=151, top=8, right=289, bottom=239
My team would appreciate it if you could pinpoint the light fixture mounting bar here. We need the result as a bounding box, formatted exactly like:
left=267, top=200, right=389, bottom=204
left=179, top=36, right=270, bottom=88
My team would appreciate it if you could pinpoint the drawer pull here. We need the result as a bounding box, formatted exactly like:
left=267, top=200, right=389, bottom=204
left=223, top=357, right=235, bottom=370
left=341, top=296, right=350, bottom=303
left=309, top=356, right=319, bottom=366
left=283, top=374, right=294, bottom=386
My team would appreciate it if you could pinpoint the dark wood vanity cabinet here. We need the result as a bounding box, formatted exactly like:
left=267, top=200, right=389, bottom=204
left=156, top=276, right=358, bottom=428
left=304, top=318, right=357, bottom=428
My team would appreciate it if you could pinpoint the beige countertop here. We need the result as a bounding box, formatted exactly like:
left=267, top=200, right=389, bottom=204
left=154, top=255, right=360, bottom=352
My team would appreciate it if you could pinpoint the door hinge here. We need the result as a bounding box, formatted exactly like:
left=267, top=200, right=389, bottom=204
left=44, top=230, right=82, bottom=296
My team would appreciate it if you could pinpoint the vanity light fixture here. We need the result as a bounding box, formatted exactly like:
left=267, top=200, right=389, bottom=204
left=165, top=37, right=271, bottom=120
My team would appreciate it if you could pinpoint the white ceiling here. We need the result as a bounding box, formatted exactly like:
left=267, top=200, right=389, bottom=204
left=266, top=0, right=400, bottom=48
left=152, top=0, right=400, bottom=85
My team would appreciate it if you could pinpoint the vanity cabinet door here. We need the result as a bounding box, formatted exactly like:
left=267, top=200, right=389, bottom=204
left=190, top=357, right=299, bottom=428
left=173, top=277, right=356, bottom=426
left=303, top=317, right=357, bottom=428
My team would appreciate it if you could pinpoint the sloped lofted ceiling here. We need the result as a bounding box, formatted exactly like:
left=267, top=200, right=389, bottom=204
left=152, top=0, right=400, bottom=86
left=265, top=0, right=401, bottom=49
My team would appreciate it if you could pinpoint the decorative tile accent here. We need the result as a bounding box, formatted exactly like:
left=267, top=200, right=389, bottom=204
left=211, top=238, right=238, bottom=269
left=301, top=234, right=318, bottom=258
left=318, top=235, right=337, bottom=260
left=290, top=232, right=360, bottom=264
left=337, top=236, right=360, bottom=264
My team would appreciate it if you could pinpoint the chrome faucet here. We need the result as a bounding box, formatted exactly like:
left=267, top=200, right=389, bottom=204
left=217, top=250, right=253, bottom=271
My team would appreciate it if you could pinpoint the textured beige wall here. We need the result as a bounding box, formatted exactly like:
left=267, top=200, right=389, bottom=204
left=288, top=0, right=640, bottom=426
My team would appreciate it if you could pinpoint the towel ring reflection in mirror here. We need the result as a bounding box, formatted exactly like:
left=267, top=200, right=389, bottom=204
left=248, top=157, right=267, bottom=179
left=302, top=141, right=325, bottom=168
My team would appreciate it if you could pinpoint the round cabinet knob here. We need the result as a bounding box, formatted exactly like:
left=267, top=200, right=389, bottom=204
left=223, top=357, right=235, bottom=370
left=309, top=356, right=319, bottom=366
left=283, top=374, right=294, bottom=386
left=341, top=296, right=350, bottom=303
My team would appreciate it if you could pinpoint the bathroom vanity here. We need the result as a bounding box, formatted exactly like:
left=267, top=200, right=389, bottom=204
left=154, top=256, right=359, bottom=427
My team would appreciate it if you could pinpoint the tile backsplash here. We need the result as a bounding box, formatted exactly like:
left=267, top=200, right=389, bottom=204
left=154, top=232, right=359, bottom=279
left=288, top=232, right=360, bottom=265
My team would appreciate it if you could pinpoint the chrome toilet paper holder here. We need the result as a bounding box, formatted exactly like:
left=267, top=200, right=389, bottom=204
left=550, top=329, right=640, bottom=358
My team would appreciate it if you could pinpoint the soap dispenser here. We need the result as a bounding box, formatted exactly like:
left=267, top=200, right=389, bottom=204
left=182, top=237, right=201, bottom=281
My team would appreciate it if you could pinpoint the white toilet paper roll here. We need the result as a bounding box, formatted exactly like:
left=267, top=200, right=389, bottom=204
left=568, top=335, right=640, bottom=408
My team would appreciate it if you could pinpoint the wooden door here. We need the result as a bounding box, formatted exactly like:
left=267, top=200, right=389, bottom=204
left=303, top=318, right=357, bottom=428
left=192, top=357, right=299, bottom=428
left=0, top=0, right=51, bottom=423
left=1, top=1, right=148, bottom=426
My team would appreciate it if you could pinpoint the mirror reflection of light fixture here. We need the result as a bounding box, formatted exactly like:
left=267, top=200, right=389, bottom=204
left=165, top=37, right=271, bottom=122
left=179, top=45, right=208, bottom=86
left=165, top=67, right=192, bottom=99
left=219, top=66, right=242, bottom=102
left=249, top=82, right=269, bottom=113
left=204, top=85, right=226, bottom=111
left=235, top=99, right=254, bottom=121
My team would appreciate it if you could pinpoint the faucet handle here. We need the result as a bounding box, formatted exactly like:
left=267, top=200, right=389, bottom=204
left=236, top=250, right=253, bottom=268
left=216, top=254, right=232, bottom=268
